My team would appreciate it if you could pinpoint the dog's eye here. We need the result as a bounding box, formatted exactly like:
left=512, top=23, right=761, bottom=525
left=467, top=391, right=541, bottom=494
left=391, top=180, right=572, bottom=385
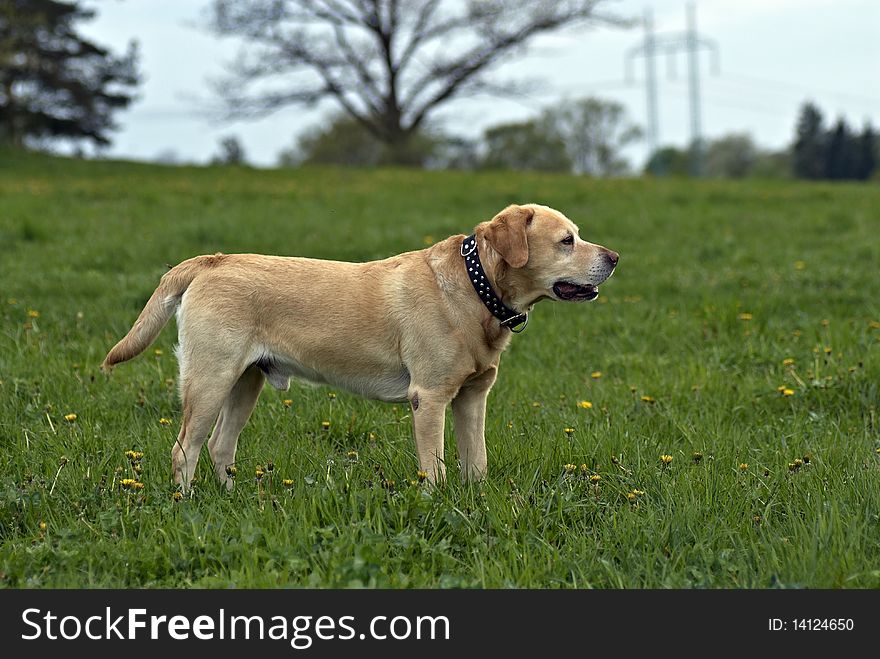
left=560, top=235, right=574, bottom=245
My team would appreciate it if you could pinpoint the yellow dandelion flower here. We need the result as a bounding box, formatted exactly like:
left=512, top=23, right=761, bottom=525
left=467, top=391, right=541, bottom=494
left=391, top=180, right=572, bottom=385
left=369, top=432, right=376, bottom=440
left=738, top=312, right=753, bottom=321
left=823, top=346, right=832, bottom=355
left=346, top=450, right=359, bottom=461
left=777, top=385, right=787, bottom=392
left=422, top=235, right=434, bottom=245
left=578, top=400, right=593, bottom=409
left=692, top=451, right=704, bottom=463
left=321, top=420, right=331, bottom=430
left=225, top=465, right=237, bottom=478
left=660, top=454, right=673, bottom=465
left=282, top=399, right=293, bottom=408
left=125, top=450, right=144, bottom=462
left=821, top=319, right=830, bottom=327
left=153, top=348, right=163, bottom=356
left=782, top=358, right=795, bottom=366
left=626, top=492, right=637, bottom=501
left=580, top=464, right=588, bottom=473
left=564, top=427, right=575, bottom=436
left=869, top=321, right=880, bottom=330
left=120, top=479, right=143, bottom=490
left=39, top=521, right=47, bottom=531
left=417, top=470, right=429, bottom=482
left=782, top=388, right=795, bottom=397
left=27, top=309, right=40, bottom=318
left=327, top=392, right=336, bottom=399
left=641, top=395, right=655, bottom=403
left=563, top=463, right=577, bottom=474
left=531, top=401, right=542, bottom=408
left=63, top=413, right=77, bottom=422
left=381, top=478, right=395, bottom=490
left=172, top=491, right=183, bottom=501
left=282, top=479, right=294, bottom=488
left=591, top=371, right=602, bottom=379
left=159, top=417, right=171, bottom=426
left=794, top=260, right=806, bottom=270
left=739, top=463, right=749, bottom=471
left=589, top=474, right=601, bottom=484
left=255, top=466, right=265, bottom=480
left=632, top=489, right=646, bottom=496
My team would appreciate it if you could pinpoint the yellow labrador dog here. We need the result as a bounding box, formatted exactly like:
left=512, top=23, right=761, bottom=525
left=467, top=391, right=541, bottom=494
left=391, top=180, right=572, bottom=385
left=103, top=204, right=618, bottom=489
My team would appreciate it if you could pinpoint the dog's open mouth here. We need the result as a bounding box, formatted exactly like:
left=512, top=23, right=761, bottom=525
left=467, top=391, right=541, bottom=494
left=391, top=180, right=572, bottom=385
left=553, top=281, right=599, bottom=301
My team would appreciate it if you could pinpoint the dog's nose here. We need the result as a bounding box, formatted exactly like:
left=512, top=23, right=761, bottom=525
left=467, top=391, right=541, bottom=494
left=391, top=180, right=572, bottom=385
left=604, top=250, right=619, bottom=267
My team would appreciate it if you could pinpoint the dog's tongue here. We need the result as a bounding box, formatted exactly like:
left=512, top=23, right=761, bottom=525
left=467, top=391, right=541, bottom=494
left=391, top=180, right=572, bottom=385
left=555, top=282, right=583, bottom=296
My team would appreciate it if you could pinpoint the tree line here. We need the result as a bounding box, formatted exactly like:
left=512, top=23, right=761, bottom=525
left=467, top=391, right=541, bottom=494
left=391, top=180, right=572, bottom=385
left=792, top=102, right=876, bottom=181
left=274, top=96, right=642, bottom=176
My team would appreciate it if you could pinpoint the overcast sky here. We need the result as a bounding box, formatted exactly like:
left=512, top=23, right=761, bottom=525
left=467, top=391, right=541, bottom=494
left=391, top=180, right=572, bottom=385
left=79, top=0, right=880, bottom=168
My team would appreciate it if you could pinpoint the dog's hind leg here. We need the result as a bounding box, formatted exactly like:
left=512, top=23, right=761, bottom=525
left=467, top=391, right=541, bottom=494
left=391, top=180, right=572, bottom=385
left=172, top=366, right=240, bottom=491
left=207, top=365, right=265, bottom=489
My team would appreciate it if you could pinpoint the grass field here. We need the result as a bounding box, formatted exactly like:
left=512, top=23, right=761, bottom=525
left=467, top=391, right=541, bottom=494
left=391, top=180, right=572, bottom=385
left=1, top=150, right=879, bottom=588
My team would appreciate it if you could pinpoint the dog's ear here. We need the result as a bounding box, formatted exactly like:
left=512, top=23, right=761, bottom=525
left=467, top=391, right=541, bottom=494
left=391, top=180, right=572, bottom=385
left=482, top=205, right=534, bottom=268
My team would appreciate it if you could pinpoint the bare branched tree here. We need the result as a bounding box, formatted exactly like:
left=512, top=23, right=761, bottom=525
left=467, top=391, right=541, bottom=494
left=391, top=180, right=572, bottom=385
left=206, top=0, right=622, bottom=162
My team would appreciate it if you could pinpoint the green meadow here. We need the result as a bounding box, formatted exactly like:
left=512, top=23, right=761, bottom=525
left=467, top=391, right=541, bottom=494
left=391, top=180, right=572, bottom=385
left=1, top=151, right=878, bottom=588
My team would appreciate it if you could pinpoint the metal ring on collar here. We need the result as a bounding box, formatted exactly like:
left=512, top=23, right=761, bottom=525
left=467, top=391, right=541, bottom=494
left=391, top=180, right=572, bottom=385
left=500, top=314, right=529, bottom=333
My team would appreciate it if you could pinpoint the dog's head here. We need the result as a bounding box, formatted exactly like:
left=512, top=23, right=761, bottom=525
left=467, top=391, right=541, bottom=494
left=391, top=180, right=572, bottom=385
left=476, top=203, right=618, bottom=306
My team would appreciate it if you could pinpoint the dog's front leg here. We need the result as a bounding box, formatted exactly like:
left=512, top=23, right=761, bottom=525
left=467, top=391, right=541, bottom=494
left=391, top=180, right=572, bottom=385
left=409, top=388, right=452, bottom=484
left=451, top=367, right=497, bottom=482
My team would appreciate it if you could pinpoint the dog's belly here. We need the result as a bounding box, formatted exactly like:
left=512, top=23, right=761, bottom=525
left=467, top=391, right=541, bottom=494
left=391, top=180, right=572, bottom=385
left=256, top=353, right=411, bottom=403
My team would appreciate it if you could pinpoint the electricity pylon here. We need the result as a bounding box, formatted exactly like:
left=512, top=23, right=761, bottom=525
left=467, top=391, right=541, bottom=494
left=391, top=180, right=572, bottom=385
left=626, top=4, right=719, bottom=175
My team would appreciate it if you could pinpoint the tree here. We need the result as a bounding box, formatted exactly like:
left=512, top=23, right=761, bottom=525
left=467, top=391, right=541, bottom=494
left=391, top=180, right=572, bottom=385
left=824, top=118, right=858, bottom=180
left=545, top=97, right=641, bottom=176
left=277, top=112, right=452, bottom=167
left=0, top=0, right=140, bottom=148
left=750, top=149, right=790, bottom=180
left=643, top=146, right=689, bottom=176
left=481, top=118, right=572, bottom=172
left=206, top=0, right=621, bottom=164
left=854, top=123, right=876, bottom=181
left=704, top=133, right=758, bottom=178
left=792, top=102, right=825, bottom=179
left=211, top=135, right=248, bottom=165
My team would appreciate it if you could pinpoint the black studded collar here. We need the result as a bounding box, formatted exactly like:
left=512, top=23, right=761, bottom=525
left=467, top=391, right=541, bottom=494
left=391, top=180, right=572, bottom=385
left=460, top=234, right=528, bottom=333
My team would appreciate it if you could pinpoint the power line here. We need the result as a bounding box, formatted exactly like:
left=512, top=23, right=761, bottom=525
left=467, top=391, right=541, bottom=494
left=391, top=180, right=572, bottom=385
left=719, top=72, right=880, bottom=107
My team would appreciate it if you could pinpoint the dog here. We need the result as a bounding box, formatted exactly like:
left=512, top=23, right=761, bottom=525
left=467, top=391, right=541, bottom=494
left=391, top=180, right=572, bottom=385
left=102, top=204, right=618, bottom=489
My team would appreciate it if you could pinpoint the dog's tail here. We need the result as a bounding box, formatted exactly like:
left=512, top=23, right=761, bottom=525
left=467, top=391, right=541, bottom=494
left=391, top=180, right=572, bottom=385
left=102, top=254, right=226, bottom=371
